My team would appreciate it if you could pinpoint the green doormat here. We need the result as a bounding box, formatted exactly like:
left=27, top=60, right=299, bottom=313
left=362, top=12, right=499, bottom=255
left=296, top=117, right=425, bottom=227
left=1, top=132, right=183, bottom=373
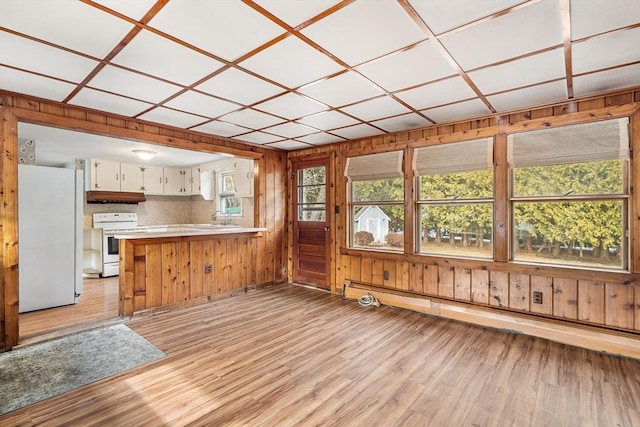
left=0, top=324, right=166, bottom=415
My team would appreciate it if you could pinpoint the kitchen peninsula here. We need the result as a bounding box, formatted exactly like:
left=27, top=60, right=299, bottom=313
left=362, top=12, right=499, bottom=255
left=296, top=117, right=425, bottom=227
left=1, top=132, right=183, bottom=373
left=117, top=224, right=267, bottom=317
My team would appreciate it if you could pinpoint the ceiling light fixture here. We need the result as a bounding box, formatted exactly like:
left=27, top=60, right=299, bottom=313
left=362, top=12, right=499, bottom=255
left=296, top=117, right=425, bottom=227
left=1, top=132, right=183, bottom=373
left=132, top=149, right=156, bottom=161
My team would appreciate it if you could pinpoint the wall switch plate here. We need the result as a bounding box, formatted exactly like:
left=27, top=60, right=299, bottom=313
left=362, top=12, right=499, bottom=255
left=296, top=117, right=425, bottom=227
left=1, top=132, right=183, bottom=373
left=383, top=270, right=390, bottom=280
left=204, top=264, right=212, bottom=274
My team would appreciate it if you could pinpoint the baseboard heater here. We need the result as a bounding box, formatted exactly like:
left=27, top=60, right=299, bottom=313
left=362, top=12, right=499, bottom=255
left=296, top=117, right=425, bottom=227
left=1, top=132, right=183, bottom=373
left=342, top=280, right=640, bottom=360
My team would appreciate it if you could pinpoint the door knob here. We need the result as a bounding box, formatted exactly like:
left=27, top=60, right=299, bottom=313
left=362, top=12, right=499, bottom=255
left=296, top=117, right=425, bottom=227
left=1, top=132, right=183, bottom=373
left=324, top=226, right=330, bottom=232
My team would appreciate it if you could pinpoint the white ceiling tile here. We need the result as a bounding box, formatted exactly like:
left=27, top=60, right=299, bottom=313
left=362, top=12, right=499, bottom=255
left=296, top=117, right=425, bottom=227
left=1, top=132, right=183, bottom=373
left=69, top=88, right=153, bottom=116
left=571, top=0, right=640, bottom=40
left=88, top=65, right=182, bottom=104
left=371, top=113, right=431, bottom=133
left=356, top=41, right=457, bottom=92
left=0, top=66, right=76, bottom=102
left=221, top=108, right=285, bottom=129
left=149, top=1, right=283, bottom=62
left=262, top=122, right=317, bottom=138
left=0, top=32, right=98, bottom=82
left=573, top=64, right=640, bottom=97
left=341, top=96, right=411, bottom=122
left=296, top=132, right=345, bottom=145
left=394, top=77, right=476, bottom=111
left=487, top=81, right=568, bottom=112
left=408, top=0, right=522, bottom=35
left=301, top=1, right=425, bottom=66
left=234, top=132, right=283, bottom=145
left=165, top=90, right=240, bottom=119
left=267, top=140, right=312, bottom=150
left=0, top=0, right=133, bottom=58
left=239, top=36, right=343, bottom=89
left=112, top=29, right=224, bottom=86
left=421, top=99, right=492, bottom=123
left=137, top=106, right=208, bottom=128
left=469, top=48, right=566, bottom=94
left=331, top=124, right=385, bottom=140
left=253, top=0, right=341, bottom=27
left=299, top=72, right=383, bottom=107
left=196, top=68, right=285, bottom=106
left=191, top=121, right=251, bottom=138
left=254, top=93, right=327, bottom=119
left=296, top=110, right=359, bottom=130
left=440, top=1, right=563, bottom=70
left=93, top=0, right=156, bottom=20
left=572, top=27, right=640, bottom=74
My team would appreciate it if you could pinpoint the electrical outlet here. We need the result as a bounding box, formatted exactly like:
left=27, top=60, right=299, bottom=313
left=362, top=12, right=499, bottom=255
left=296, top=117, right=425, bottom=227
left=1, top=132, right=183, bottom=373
left=204, top=264, right=212, bottom=274
left=532, top=291, right=543, bottom=304
left=383, top=270, right=390, bottom=280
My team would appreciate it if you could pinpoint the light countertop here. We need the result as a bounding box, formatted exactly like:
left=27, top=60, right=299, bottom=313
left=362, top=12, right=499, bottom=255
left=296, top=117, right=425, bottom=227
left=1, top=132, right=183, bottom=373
left=114, top=224, right=266, bottom=239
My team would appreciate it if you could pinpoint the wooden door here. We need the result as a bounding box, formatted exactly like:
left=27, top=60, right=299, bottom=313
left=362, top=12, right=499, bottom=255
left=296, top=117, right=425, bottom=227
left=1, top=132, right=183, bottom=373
left=292, top=159, right=330, bottom=289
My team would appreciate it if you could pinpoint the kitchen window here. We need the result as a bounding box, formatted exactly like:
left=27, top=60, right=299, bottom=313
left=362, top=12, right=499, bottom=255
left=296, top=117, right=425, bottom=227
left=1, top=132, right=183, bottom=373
left=508, top=118, right=630, bottom=270
left=219, top=171, right=242, bottom=216
left=346, top=151, right=404, bottom=251
left=414, top=138, right=494, bottom=259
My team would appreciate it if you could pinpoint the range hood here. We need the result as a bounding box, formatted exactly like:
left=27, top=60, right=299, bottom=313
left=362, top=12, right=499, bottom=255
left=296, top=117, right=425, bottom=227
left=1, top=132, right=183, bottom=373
left=86, top=191, right=146, bottom=204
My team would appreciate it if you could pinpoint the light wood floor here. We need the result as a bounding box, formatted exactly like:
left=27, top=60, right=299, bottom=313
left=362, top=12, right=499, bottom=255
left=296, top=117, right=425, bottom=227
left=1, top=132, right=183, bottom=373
left=3, top=284, right=640, bottom=426
left=19, top=277, right=119, bottom=341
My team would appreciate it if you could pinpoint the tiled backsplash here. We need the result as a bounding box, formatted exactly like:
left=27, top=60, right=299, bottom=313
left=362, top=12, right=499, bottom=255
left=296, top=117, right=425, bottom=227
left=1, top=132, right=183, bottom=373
left=83, top=195, right=254, bottom=228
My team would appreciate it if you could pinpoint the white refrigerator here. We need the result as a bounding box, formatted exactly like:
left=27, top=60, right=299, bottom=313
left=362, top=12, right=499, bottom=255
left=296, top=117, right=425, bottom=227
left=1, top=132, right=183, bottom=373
left=18, top=164, right=83, bottom=313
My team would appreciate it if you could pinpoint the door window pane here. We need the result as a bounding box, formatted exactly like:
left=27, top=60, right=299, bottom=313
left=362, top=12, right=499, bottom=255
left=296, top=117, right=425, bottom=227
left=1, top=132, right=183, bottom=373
left=298, top=166, right=326, bottom=222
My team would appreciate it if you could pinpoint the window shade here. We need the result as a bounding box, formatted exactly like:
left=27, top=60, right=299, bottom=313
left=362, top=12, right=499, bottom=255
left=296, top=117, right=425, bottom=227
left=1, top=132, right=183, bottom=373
left=508, top=118, right=629, bottom=167
left=345, top=150, right=403, bottom=181
left=413, top=138, right=493, bottom=176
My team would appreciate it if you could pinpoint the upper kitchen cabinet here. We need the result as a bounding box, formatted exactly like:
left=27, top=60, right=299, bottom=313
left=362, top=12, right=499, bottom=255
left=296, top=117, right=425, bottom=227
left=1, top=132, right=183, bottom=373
left=163, top=167, right=190, bottom=195
left=119, top=163, right=145, bottom=192
left=88, top=159, right=122, bottom=192
left=142, top=165, right=164, bottom=195
left=190, top=167, right=201, bottom=195
left=233, top=159, right=254, bottom=197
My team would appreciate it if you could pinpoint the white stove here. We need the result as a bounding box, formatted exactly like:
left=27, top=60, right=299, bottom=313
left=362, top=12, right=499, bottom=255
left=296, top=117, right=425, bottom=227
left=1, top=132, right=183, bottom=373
left=92, top=213, right=147, bottom=277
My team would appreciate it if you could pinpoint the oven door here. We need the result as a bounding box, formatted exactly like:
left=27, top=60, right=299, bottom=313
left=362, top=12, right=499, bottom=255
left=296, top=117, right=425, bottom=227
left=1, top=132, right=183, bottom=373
left=102, top=232, right=120, bottom=264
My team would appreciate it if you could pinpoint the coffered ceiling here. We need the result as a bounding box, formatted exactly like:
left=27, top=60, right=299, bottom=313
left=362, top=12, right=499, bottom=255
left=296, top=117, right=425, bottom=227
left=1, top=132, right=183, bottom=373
left=1, top=0, right=639, bottom=153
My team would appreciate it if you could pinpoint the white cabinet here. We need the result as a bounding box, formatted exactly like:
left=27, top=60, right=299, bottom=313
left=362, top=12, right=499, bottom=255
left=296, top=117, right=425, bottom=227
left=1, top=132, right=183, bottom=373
left=88, top=159, right=204, bottom=196
left=120, top=163, right=145, bottom=192
left=163, top=167, right=189, bottom=195
left=89, top=159, right=121, bottom=191
left=190, top=167, right=201, bottom=195
left=143, top=165, right=164, bottom=195
left=233, top=159, right=254, bottom=197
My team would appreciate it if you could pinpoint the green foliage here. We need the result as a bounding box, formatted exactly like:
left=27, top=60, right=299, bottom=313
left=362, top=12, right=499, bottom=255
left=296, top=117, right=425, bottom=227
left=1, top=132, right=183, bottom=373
left=420, top=170, right=492, bottom=200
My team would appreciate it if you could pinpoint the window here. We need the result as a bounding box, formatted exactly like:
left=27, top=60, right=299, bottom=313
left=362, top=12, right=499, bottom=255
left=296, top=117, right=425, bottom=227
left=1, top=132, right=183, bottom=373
left=414, top=138, right=494, bottom=258
left=509, top=118, right=629, bottom=270
left=219, top=171, right=241, bottom=216
left=297, top=166, right=326, bottom=221
left=346, top=151, right=404, bottom=251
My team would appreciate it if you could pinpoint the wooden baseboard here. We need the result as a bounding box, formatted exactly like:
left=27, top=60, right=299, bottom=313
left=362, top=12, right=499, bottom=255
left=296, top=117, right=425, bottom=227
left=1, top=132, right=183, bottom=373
left=344, top=284, right=640, bottom=360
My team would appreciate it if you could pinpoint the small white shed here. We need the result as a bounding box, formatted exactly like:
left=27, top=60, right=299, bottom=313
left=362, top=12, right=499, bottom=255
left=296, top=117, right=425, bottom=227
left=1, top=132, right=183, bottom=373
left=354, top=206, right=390, bottom=243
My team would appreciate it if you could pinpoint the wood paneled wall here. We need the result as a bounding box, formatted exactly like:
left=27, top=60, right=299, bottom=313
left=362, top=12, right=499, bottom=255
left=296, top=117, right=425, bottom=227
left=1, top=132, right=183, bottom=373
left=289, top=87, right=640, bottom=335
left=120, top=233, right=262, bottom=317
left=0, top=91, right=288, bottom=350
